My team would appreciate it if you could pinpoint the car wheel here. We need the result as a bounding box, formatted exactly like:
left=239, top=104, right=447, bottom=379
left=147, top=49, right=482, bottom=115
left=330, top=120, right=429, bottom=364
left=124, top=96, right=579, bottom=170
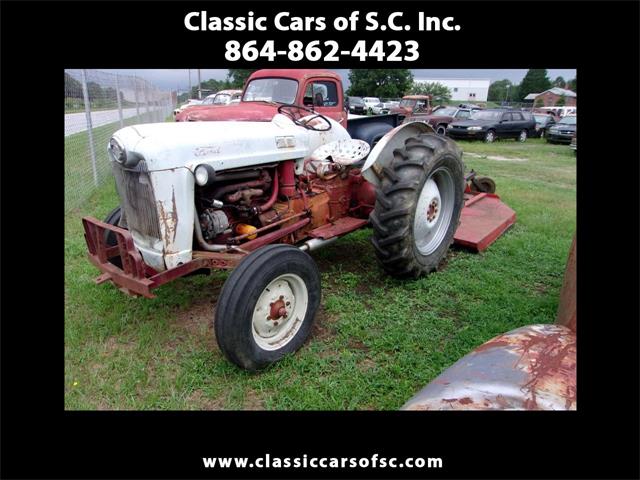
left=370, top=133, right=465, bottom=278
left=484, top=130, right=496, bottom=143
left=436, top=125, right=447, bottom=136
left=518, top=129, right=528, bottom=142
left=214, top=244, right=321, bottom=371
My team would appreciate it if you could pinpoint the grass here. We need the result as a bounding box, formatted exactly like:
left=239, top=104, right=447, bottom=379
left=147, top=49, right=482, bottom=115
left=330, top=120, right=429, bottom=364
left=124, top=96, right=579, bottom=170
left=64, top=137, right=576, bottom=410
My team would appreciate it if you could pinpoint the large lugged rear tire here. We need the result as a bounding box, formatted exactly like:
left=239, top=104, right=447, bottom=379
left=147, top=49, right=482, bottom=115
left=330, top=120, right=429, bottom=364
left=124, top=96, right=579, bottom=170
left=370, top=133, right=465, bottom=278
left=214, top=244, right=321, bottom=371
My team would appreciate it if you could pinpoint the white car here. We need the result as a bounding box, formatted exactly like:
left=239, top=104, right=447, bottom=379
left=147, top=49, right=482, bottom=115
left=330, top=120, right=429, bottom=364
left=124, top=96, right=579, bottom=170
left=363, top=97, right=381, bottom=113
left=372, top=101, right=399, bottom=115
left=173, top=98, right=203, bottom=116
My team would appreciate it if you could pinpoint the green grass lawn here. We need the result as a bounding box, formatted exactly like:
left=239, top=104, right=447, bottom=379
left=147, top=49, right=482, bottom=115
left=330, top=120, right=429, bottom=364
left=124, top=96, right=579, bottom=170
left=64, top=137, right=576, bottom=410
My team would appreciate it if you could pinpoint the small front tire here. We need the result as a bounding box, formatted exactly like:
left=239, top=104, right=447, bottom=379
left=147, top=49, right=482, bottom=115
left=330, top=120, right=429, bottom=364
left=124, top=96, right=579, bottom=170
left=214, top=245, right=321, bottom=371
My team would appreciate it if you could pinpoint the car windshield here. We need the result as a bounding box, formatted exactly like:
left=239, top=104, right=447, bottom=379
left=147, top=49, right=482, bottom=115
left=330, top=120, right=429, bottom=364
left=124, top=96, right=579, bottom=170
left=242, top=78, right=298, bottom=104
left=350, top=97, right=364, bottom=105
left=433, top=107, right=457, bottom=116
left=213, top=93, right=231, bottom=104
left=399, top=99, right=417, bottom=107
left=470, top=110, right=503, bottom=120
left=558, top=116, right=577, bottom=125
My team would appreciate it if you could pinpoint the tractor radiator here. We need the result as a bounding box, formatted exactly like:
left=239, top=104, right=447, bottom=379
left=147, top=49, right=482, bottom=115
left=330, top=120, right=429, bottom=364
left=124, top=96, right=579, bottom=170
left=112, top=161, right=162, bottom=240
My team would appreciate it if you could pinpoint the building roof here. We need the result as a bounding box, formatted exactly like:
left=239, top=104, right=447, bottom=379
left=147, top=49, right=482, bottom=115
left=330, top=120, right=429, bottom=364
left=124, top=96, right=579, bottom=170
left=524, top=93, right=539, bottom=100
left=540, top=87, right=577, bottom=97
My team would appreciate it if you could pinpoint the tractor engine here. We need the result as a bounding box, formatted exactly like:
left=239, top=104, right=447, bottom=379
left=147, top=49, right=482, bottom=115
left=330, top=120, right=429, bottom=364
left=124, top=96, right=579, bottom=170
left=195, top=152, right=376, bottom=249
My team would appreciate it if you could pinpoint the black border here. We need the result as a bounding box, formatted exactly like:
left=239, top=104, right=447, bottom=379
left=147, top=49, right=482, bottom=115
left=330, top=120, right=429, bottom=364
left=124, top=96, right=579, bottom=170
left=2, top=1, right=639, bottom=479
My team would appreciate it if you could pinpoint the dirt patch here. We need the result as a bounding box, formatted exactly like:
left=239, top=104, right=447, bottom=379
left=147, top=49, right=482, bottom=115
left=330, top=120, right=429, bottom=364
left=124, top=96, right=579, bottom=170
left=103, top=336, right=135, bottom=354
left=243, top=389, right=266, bottom=410
left=311, top=308, right=338, bottom=341
left=357, top=357, right=376, bottom=371
left=465, top=152, right=528, bottom=162
left=187, top=389, right=226, bottom=410
left=169, top=296, right=218, bottom=350
left=349, top=338, right=370, bottom=352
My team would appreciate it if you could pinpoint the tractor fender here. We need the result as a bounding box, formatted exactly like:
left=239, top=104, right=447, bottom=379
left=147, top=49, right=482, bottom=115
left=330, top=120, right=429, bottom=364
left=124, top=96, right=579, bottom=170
left=361, top=121, right=436, bottom=187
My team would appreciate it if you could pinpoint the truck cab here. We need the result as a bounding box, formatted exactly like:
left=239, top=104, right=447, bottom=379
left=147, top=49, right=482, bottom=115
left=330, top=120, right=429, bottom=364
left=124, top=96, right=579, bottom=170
left=181, top=69, right=401, bottom=149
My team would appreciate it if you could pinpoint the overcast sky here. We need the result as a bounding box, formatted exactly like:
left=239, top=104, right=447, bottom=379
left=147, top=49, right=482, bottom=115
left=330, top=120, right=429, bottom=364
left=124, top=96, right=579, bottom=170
left=100, top=69, right=577, bottom=92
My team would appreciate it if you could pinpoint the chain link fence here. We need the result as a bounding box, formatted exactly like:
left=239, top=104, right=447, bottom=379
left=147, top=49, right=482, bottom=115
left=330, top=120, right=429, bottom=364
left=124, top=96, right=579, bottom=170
left=65, top=69, right=176, bottom=212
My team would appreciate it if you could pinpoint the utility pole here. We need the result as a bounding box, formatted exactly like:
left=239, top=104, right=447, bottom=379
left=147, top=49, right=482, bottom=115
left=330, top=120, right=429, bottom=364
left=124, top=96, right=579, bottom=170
left=197, top=69, right=202, bottom=99
left=188, top=69, right=192, bottom=99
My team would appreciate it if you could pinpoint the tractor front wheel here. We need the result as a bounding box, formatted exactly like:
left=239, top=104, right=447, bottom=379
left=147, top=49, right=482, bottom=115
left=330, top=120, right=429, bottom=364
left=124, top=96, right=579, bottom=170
left=214, top=245, right=321, bottom=371
left=370, top=133, right=465, bottom=278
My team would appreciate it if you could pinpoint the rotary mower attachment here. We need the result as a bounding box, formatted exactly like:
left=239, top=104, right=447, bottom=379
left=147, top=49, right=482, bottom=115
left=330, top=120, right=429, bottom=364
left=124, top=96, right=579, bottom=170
left=453, top=170, right=517, bottom=252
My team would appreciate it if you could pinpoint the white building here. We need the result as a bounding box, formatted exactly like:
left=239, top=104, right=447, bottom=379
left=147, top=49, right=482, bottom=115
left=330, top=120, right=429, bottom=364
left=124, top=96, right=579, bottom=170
left=414, top=78, right=491, bottom=102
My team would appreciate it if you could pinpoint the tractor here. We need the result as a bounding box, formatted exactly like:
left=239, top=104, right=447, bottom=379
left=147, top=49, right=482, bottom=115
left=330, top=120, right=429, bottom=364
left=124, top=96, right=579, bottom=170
left=81, top=70, right=515, bottom=370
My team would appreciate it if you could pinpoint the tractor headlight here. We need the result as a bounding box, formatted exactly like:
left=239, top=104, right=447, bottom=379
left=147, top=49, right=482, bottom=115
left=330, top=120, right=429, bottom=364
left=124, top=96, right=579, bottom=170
left=467, top=126, right=483, bottom=131
left=108, top=137, right=126, bottom=164
left=195, top=164, right=216, bottom=186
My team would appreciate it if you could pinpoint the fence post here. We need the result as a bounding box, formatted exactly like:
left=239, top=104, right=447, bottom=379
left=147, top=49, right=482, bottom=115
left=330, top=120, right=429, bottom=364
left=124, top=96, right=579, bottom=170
left=134, top=76, right=140, bottom=118
left=144, top=82, right=150, bottom=119
left=115, top=73, right=124, bottom=129
left=80, top=69, right=99, bottom=187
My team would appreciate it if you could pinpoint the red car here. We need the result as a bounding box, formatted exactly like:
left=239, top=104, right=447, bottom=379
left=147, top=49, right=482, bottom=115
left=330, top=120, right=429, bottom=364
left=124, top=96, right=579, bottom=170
left=405, top=106, right=475, bottom=135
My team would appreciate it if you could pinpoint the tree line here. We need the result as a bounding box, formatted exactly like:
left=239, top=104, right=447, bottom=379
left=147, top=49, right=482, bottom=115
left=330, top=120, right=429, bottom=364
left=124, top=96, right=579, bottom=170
left=177, top=69, right=576, bottom=105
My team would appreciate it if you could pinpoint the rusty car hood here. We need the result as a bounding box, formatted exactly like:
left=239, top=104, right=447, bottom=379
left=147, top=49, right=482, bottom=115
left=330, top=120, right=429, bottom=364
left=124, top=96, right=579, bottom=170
left=181, top=102, right=279, bottom=122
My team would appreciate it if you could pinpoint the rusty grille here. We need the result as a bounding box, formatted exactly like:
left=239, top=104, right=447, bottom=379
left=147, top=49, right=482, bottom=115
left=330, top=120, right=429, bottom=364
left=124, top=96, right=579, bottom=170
left=112, top=161, right=161, bottom=240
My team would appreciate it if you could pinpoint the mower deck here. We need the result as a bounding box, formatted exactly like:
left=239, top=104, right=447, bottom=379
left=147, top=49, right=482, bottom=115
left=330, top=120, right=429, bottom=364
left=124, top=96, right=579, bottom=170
left=454, top=192, right=516, bottom=252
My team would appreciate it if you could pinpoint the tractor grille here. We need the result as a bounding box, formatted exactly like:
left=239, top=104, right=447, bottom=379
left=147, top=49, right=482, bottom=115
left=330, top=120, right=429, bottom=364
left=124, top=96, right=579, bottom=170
left=112, top=161, right=161, bottom=240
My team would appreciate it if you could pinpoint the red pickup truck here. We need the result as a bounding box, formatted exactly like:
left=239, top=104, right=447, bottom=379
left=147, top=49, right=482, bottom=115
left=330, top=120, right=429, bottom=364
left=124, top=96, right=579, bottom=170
left=177, top=69, right=400, bottom=148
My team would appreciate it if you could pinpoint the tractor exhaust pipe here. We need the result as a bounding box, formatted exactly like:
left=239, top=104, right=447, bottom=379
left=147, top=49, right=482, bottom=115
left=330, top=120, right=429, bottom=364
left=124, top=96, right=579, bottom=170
left=299, top=237, right=338, bottom=252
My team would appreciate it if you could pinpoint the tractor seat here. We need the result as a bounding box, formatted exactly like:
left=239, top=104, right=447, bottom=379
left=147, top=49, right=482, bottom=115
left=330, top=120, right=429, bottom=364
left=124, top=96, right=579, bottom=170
left=310, top=139, right=370, bottom=166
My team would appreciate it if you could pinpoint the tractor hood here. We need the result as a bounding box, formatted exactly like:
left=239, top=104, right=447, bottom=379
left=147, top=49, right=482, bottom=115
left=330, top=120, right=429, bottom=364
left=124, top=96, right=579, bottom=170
left=180, top=102, right=279, bottom=122
left=111, top=115, right=317, bottom=173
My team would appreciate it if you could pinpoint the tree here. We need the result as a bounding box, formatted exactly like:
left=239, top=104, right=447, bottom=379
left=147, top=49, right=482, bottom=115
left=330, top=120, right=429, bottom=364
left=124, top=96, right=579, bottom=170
left=518, top=69, right=551, bottom=101
left=346, top=69, right=414, bottom=98
left=64, top=72, right=82, bottom=97
left=409, top=81, right=451, bottom=104
left=226, top=69, right=257, bottom=88
left=553, top=76, right=566, bottom=88
left=555, top=95, right=566, bottom=107
left=566, top=78, right=576, bottom=92
left=488, top=79, right=513, bottom=102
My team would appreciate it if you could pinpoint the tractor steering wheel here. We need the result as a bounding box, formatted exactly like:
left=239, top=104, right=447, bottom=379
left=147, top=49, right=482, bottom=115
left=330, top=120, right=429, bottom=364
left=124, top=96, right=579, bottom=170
left=277, top=104, right=332, bottom=131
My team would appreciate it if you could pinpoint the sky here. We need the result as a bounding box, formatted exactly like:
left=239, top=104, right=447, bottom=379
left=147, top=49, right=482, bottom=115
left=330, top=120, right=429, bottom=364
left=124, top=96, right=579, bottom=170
left=100, top=69, right=577, bottom=93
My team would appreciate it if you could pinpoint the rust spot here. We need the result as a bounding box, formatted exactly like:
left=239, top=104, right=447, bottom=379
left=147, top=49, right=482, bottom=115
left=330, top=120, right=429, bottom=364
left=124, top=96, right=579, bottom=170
left=458, top=397, right=473, bottom=405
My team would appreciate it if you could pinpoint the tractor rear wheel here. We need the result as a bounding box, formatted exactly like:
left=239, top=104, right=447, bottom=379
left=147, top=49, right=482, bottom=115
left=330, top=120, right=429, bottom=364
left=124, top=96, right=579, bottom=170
left=370, top=133, right=465, bottom=278
left=214, top=244, right=321, bottom=371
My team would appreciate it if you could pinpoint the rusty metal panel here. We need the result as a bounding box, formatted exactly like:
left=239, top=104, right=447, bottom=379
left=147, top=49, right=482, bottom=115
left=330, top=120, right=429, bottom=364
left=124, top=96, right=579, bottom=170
left=453, top=193, right=516, bottom=252
left=401, top=324, right=576, bottom=410
left=556, top=236, right=576, bottom=332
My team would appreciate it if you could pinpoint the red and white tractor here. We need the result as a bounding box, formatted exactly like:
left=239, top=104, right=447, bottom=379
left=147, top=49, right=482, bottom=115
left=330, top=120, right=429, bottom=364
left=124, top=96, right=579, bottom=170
left=82, top=69, right=515, bottom=370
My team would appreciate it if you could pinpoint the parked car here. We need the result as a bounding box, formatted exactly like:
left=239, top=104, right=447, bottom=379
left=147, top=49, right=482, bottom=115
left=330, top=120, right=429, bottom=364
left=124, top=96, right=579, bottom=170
left=546, top=115, right=577, bottom=144
left=389, top=95, right=432, bottom=119
left=173, top=98, right=202, bottom=116
left=447, top=108, right=536, bottom=143
left=363, top=97, right=381, bottom=114
left=405, top=106, right=474, bottom=135
left=348, top=96, right=366, bottom=114
left=175, top=90, right=243, bottom=121
left=372, top=100, right=400, bottom=115
left=532, top=114, right=557, bottom=138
